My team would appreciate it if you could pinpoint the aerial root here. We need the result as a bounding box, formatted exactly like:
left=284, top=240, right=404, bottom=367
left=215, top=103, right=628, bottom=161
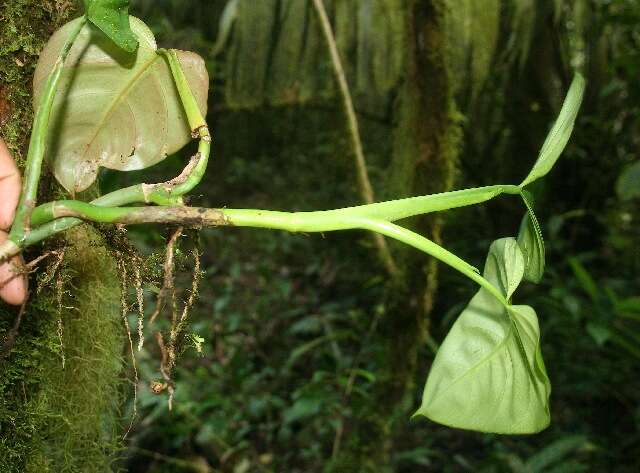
left=169, top=246, right=201, bottom=369
left=148, top=227, right=204, bottom=411
left=153, top=331, right=175, bottom=410
left=149, top=226, right=182, bottom=325
left=116, top=254, right=139, bottom=438
left=132, top=255, right=145, bottom=351
left=149, top=226, right=182, bottom=410
left=103, top=225, right=203, bottom=413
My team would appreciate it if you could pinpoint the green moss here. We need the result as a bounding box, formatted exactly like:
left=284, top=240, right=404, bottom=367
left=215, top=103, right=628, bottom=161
left=0, top=0, right=78, bottom=161
left=0, top=2, right=127, bottom=470
left=0, top=227, right=125, bottom=472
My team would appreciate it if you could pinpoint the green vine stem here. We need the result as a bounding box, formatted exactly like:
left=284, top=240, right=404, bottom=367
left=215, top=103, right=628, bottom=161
left=30, top=184, right=520, bottom=229
left=0, top=185, right=524, bottom=280
left=3, top=8, right=581, bottom=328
left=19, top=202, right=510, bottom=309
left=4, top=183, right=525, bottom=310
left=10, top=16, right=87, bottom=243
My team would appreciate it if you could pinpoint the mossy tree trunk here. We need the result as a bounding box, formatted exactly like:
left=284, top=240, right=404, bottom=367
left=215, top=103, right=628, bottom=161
left=327, top=1, right=460, bottom=471
left=0, top=2, right=126, bottom=471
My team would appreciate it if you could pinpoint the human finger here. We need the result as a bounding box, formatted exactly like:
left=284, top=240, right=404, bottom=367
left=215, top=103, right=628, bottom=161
left=0, top=230, right=28, bottom=306
left=0, top=137, right=22, bottom=230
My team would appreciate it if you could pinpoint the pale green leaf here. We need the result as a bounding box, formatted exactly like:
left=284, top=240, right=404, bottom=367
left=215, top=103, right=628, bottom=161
left=84, top=0, right=139, bottom=53
left=340, top=185, right=518, bottom=222
left=415, top=238, right=551, bottom=433
left=490, top=237, right=525, bottom=300
left=517, top=212, right=545, bottom=283
left=517, top=192, right=545, bottom=283
left=520, top=74, right=586, bottom=187
left=33, top=17, right=209, bottom=193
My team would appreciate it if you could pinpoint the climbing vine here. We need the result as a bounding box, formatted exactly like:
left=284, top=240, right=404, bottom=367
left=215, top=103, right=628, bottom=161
left=1, top=0, right=585, bottom=434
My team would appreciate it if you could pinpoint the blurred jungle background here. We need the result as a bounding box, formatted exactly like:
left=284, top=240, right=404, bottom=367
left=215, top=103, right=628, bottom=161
left=2, top=0, right=639, bottom=472
left=115, top=1, right=640, bottom=471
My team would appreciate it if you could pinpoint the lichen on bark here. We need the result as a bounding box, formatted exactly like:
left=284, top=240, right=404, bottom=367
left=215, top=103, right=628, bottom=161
left=0, top=2, right=127, bottom=471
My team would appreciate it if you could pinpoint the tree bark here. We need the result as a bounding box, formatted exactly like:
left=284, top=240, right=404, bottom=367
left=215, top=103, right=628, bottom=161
left=0, top=2, right=126, bottom=471
left=326, top=1, right=460, bottom=471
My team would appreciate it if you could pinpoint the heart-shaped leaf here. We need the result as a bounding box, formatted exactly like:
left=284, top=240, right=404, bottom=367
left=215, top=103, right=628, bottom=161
left=84, top=0, right=139, bottom=52
left=33, top=17, right=209, bottom=193
left=520, top=74, right=586, bottom=188
left=415, top=238, right=551, bottom=434
left=517, top=191, right=545, bottom=283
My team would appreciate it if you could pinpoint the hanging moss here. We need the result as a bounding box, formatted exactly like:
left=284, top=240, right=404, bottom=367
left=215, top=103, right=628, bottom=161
left=0, top=226, right=126, bottom=472
left=444, top=0, right=501, bottom=103
left=266, top=0, right=309, bottom=104
left=0, top=1, right=126, bottom=470
left=507, top=0, right=537, bottom=71
left=225, top=0, right=278, bottom=108
left=224, top=0, right=405, bottom=109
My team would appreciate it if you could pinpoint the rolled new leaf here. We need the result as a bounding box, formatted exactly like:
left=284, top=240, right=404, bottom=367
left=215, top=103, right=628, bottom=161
left=33, top=17, right=209, bottom=193
left=415, top=238, right=551, bottom=434
left=517, top=191, right=545, bottom=283
left=520, top=74, right=586, bottom=188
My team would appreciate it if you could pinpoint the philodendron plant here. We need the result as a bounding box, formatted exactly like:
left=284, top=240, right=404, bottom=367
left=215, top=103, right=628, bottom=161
left=0, top=0, right=586, bottom=434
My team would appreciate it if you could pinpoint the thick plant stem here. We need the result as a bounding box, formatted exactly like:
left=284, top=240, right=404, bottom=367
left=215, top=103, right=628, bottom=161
left=10, top=16, right=86, bottom=243
left=24, top=184, right=522, bottom=253
left=5, top=204, right=507, bottom=307
left=0, top=184, right=525, bottom=304
left=312, top=0, right=397, bottom=276
left=158, top=49, right=207, bottom=131
left=30, top=184, right=520, bottom=229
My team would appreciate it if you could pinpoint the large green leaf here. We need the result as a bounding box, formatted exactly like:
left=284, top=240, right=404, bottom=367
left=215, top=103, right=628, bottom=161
left=33, top=17, right=209, bottom=193
left=520, top=74, right=586, bottom=187
left=339, top=185, right=517, bottom=222
left=84, top=0, right=139, bottom=53
left=415, top=238, right=551, bottom=433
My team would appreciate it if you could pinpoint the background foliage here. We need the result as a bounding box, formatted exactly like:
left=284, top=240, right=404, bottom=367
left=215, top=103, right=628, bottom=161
left=112, top=1, right=639, bottom=472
